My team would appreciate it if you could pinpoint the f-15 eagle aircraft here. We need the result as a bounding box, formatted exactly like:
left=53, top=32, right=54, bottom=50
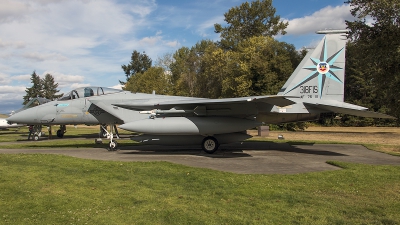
left=7, top=30, right=394, bottom=152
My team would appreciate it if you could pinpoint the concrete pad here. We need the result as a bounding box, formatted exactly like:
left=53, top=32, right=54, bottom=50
left=0, top=142, right=399, bottom=174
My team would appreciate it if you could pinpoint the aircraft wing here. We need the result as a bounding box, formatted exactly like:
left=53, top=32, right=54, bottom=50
left=112, top=95, right=297, bottom=111
left=304, top=102, right=396, bottom=119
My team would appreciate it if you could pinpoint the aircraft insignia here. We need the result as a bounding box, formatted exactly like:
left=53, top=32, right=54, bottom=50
left=317, top=62, right=329, bottom=74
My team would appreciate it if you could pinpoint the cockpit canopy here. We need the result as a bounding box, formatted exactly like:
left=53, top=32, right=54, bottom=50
left=11, top=97, right=51, bottom=115
left=58, top=86, right=123, bottom=101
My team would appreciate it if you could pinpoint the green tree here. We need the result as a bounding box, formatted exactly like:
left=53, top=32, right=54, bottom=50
left=345, top=0, right=400, bottom=120
left=169, top=46, right=191, bottom=96
left=124, top=67, right=172, bottom=95
left=218, top=36, right=298, bottom=97
left=120, top=50, right=152, bottom=86
left=214, top=0, right=287, bottom=50
left=154, top=53, right=174, bottom=72
left=23, top=71, right=43, bottom=105
left=169, top=37, right=303, bottom=99
left=169, top=40, right=218, bottom=97
left=42, top=73, right=62, bottom=100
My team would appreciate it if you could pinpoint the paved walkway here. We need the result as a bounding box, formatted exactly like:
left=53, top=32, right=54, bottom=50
left=1, top=142, right=399, bottom=174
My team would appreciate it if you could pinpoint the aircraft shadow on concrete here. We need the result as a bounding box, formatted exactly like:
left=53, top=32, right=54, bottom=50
left=118, top=145, right=251, bottom=158
left=118, top=141, right=347, bottom=158
left=240, top=141, right=347, bottom=156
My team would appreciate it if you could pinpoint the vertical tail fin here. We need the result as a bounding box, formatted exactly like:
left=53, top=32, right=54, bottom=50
left=278, top=30, right=348, bottom=102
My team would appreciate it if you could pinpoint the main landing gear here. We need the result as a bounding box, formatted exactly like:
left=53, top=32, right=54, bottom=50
left=201, top=136, right=219, bottom=154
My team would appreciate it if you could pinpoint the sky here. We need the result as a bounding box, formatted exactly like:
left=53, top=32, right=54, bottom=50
left=0, top=0, right=354, bottom=114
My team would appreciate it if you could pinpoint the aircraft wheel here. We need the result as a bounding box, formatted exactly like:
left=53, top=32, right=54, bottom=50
left=56, top=129, right=64, bottom=138
left=202, top=137, right=219, bottom=154
left=109, top=141, right=118, bottom=151
left=33, top=135, right=39, bottom=141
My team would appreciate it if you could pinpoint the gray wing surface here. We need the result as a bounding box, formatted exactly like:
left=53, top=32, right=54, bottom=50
left=112, top=96, right=297, bottom=111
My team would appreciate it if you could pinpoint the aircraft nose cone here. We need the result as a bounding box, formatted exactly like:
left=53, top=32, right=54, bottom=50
left=7, top=108, right=37, bottom=124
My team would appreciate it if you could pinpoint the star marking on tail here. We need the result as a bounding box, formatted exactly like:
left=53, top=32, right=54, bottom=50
left=285, top=37, right=345, bottom=98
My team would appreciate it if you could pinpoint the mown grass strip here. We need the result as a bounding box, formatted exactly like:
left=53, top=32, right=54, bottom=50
left=0, top=154, right=399, bottom=224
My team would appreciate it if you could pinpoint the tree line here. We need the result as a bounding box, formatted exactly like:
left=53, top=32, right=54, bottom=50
left=122, top=0, right=304, bottom=98
left=120, top=0, right=399, bottom=127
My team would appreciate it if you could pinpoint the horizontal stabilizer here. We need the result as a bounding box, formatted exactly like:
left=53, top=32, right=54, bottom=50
left=304, top=102, right=395, bottom=119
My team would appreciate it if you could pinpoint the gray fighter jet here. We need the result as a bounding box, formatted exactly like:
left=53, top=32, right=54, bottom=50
left=7, top=30, right=394, bottom=152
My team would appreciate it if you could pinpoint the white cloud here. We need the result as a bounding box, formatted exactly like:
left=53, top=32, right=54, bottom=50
left=69, top=83, right=91, bottom=90
left=285, top=5, right=353, bottom=35
left=0, top=39, right=25, bottom=49
left=140, top=36, right=163, bottom=46
left=39, top=71, right=85, bottom=87
left=0, top=0, right=153, bottom=59
left=0, top=91, right=27, bottom=113
left=128, top=0, right=157, bottom=17
left=0, top=74, right=11, bottom=85
left=197, top=15, right=224, bottom=38
left=165, top=41, right=179, bottom=48
left=110, top=84, right=124, bottom=90
left=0, top=86, right=26, bottom=94
left=133, top=33, right=181, bottom=58
left=0, top=0, right=31, bottom=24
left=11, top=74, right=31, bottom=82
left=21, top=52, right=68, bottom=62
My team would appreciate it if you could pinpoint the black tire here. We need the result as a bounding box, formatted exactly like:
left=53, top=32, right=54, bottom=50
left=56, top=129, right=64, bottom=138
left=109, top=141, right=118, bottom=151
left=202, top=137, right=219, bottom=154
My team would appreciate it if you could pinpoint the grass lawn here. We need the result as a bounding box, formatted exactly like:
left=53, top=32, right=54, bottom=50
left=0, top=125, right=399, bottom=224
left=0, top=154, right=399, bottom=224
left=249, top=126, right=400, bottom=156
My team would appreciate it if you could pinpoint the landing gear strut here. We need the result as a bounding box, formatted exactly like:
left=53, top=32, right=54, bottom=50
left=99, top=124, right=120, bottom=151
left=99, top=125, right=108, bottom=138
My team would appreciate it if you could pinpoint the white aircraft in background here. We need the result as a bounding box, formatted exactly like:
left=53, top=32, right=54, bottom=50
left=0, top=118, right=24, bottom=130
